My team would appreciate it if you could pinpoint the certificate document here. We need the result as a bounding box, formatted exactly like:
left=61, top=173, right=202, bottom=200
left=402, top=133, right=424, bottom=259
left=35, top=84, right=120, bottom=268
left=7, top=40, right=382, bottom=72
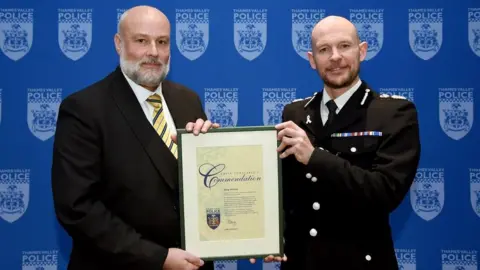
left=177, top=126, right=284, bottom=260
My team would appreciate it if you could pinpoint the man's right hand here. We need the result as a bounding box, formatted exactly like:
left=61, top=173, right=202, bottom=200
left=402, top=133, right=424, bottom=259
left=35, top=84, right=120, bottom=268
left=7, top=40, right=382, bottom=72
left=163, top=248, right=204, bottom=270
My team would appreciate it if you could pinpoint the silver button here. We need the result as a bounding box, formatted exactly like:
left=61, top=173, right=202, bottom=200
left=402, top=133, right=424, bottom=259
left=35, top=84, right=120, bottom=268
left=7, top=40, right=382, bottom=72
left=365, top=255, right=371, bottom=261
left=306, top=173, right=312, bottom=179
left=350, top=147, right=357, bottom=152
left=312, top=202, right=320, bottom=210
left=309, top=228, right=317, bottom=237
left=311, top=177, right=317, bottom=182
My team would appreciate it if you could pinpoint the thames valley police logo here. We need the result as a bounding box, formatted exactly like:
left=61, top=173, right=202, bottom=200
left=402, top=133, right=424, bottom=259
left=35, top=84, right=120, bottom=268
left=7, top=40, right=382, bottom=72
left=442, top=250, right=478, bottom=270
left=468, top=8, right=480, bottom=57
left=206, top=208, right=220, bottom=230
left=58, top=9, right=92, bottom=61
left=0, top=9, right=34, bottom=61
left=350, top=9, right=384, bottom=60
left=263, top=88, right=296, bottom=125
left=410, top=168, right=444, bottom=221
left=291, top=9, right=325, bottom=60
left=0, top=169, right=30, bottom=223
left=27, top=88, right=62, bottom=141
left=470, top=169, right=480, bottom=218
left=409, top=8, right=443, bottom=60
left=234, top=9, right=267, bottom=61
left=176, top=9, right=209, bottom=61
left=22, top=250, right=58, bottom=270
left=395, top=249, right=416, bottom=270
left=214, top=260, right=237, bottom=270
left=205, top=88, right=238, bottom=127
left=439, top=88, right=474, bottom=140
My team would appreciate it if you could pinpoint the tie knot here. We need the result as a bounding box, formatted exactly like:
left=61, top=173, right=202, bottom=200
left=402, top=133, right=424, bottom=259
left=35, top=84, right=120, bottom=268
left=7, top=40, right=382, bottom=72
left=326, top=100, right=338, bottom=114
left=146, top=94, right=162, bottom=108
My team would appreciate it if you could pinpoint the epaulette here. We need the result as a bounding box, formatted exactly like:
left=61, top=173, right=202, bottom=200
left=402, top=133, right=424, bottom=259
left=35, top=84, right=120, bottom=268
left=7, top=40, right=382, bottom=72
left=379, top=94, right=407, bottom=100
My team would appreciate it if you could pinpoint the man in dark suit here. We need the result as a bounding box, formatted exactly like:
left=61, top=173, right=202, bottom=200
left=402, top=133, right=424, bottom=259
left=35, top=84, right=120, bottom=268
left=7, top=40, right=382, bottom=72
left=51, top=5, right=216, bottom=270
left=272, top=16, right=421, bottom=269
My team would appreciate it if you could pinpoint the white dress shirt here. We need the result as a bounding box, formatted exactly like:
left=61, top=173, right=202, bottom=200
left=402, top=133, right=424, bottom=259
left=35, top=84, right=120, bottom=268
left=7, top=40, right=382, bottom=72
left=122, top=72, right=177, bottom=135
left=320, top=79, right=362, bottom=125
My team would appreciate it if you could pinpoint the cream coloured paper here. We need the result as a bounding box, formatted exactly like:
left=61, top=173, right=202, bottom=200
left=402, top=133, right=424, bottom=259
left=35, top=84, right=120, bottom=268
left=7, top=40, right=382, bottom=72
left=196, top=145, right=265, bottom=241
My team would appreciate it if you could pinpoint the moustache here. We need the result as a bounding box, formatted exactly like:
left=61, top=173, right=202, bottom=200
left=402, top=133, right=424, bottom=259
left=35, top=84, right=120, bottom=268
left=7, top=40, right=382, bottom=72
left=140, top=58, right=163, bottom=66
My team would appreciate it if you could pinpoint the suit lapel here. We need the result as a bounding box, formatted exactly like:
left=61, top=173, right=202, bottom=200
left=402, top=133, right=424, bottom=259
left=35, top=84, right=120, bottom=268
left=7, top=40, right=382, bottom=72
left=109, top=67, right=177, bottom=190
left=319, top=82, right=372, bottom=140
left=300, top=92, right=324, bottom=139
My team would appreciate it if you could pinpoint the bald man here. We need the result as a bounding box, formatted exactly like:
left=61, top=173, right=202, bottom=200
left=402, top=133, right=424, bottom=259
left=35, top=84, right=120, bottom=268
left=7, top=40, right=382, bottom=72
left=272, top=16, right=421, bottom=269
left=52, top=5, right=215, bottom=270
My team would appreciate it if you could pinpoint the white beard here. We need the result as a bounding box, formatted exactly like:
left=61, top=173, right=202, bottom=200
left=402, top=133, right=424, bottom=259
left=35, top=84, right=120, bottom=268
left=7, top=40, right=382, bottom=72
left=120, top=54, right=170, bottom=88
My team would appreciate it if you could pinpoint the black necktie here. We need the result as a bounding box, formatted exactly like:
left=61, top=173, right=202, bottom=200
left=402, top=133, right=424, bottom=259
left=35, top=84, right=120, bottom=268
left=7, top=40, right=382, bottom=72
left=325, top=100, right=338, bottom=127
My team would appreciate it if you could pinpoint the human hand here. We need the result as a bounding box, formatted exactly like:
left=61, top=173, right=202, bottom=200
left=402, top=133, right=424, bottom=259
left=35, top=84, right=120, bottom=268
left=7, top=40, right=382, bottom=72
left=163, top=248, right=204, bottom=270
left=172, top=119, right=220, bottom=143
left=276, top=121, right=314, bottom=165
left=249, top=254, right=287, bottom=264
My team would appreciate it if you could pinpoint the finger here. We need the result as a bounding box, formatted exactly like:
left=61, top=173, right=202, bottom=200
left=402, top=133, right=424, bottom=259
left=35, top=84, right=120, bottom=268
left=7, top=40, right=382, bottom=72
left=264, top=255, right=274, bottom=262
left=277, top=127, right=299, bottom=140
left=249, top=258, right=256, bottom=264
left=171, top=134, right=177, bottom=144
left=280, top=145, right=296, bottom=159
left=277, top=141, right=288, bottom=153
left=193, top=118, right=203, bottom=135
left=212, top=123, right=220, bottom=128
left=184, top=252, right=204, bottom=267
left=201, top=120, right=212, bottom=133
left=186, top=122, right=195, bottom=132
left=284, top=254, right=288, bottom=261
left=277, top=136, right=297, bottom=152
left=275, top=120, right=299, bottom=131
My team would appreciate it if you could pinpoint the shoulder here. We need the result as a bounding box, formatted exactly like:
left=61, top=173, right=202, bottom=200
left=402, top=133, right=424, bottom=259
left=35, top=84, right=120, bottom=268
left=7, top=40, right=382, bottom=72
left=283, top=92, right=318, bottom=112
left=60, top=69, right=117, bottom=113
left=370, top=92, right=417, bottom=110
left=368, top=92, right=419, bottom=123
left=163, top=80, right=200, bottom=99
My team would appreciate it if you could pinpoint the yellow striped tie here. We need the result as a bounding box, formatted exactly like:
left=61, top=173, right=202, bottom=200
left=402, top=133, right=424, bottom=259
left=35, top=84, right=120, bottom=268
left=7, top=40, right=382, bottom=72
left=146, top=94, right=177, bottom=158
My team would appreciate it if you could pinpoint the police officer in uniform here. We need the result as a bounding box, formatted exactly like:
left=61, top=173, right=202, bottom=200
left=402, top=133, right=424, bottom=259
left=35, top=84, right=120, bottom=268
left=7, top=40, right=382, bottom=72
left=273, top=15, right=421, bottom=270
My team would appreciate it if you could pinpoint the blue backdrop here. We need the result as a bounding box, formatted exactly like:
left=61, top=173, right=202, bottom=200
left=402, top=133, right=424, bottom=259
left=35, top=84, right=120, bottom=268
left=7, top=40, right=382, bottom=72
left=0, top=0, right=479, bottom=269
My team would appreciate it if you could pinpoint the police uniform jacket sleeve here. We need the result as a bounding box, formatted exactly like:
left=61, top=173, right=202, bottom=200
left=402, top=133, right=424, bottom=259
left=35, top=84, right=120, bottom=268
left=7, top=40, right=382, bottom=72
left=292, top=99, right=420, bottom=214
left=51, top=94, right=168, bottom=270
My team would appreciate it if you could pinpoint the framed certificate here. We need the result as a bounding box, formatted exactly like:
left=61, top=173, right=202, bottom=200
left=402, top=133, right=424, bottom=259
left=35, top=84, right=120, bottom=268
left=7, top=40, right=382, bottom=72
left=177, top=126, right=284, bottom=261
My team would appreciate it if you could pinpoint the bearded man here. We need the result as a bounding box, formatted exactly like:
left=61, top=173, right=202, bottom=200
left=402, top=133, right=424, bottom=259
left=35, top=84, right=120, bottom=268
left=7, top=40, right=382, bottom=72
left=51, top=5, right=216, bottom=270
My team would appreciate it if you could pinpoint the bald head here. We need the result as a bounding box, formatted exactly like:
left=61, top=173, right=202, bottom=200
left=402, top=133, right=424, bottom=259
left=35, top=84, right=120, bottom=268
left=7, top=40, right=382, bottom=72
left=311, top=16, right=360, bottom=49
left=118, top=5, right=170, bottom=37
left=114, top=5, right=171, bottom=91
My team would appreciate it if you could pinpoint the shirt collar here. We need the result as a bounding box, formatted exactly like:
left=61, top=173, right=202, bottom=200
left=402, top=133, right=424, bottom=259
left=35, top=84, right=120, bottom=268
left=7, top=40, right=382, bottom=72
left=122, top=71, right=163, bottom=103
left=322, top=79, right=362, bottom=111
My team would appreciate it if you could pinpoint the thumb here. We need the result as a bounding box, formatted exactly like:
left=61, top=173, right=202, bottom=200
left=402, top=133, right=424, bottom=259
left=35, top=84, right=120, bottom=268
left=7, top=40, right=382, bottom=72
left=249, top=258, right=256, bottom=264
left=184, top=252, right=204, bottom=267
left=171, top=134, right=177, bottom=144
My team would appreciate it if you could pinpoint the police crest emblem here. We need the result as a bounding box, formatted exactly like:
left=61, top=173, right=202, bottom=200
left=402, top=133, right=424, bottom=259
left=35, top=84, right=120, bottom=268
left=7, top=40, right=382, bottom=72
left=410, top=169, right=444, bottom=221
left=207, top=208, right=221, bottom=230
left=58, top=9, right=92, bottom=61
left=27, top=88, right=62, bottom=141
left=176, top=9, right=209, bottom=61
left=234, top=9, right=267, bottom=61
left=439, top=88, right=473, bottom=141
left=0, top=169, right=30, bottom=223
left=468, top=8, right=480, bottom=57
left=409, top=9, right=443, bottom=60
left=0, top=9, right=34, bottom=61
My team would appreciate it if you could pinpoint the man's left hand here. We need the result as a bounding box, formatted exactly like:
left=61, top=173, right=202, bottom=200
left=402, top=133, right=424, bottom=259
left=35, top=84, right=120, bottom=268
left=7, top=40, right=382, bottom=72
left=172, top=119, right=220, bottom=143
left=276, top=120, right=314, bottom=165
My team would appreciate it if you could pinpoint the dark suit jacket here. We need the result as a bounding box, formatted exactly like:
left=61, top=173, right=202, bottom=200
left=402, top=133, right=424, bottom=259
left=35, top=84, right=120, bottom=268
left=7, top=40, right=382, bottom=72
left=280, top=81, right=421, bottom=270
left=51, top=66, right=214, bottom=270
